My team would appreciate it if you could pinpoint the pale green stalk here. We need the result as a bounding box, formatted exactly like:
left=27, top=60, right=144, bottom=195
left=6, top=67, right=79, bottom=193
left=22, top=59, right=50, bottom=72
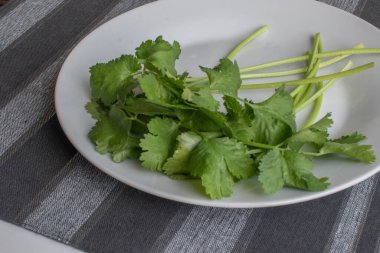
left=240, top=62, right=374, bottom=89
left=227, top=25, right=269, bottom=59
left=240, top=47, right=380, bottom=73
left=296, top=61, right=354, bottom=113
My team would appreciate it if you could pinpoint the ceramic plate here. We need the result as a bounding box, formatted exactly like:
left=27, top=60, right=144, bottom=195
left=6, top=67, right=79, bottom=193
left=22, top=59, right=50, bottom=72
left=55, top=0, right=380, bottom=208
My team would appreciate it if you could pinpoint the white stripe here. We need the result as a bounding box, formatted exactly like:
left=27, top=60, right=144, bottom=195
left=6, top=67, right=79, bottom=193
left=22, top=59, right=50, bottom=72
left=164, top=208, right=252, bottom=253
left=324, top=176, right=378, bottom=253
left=22, top=155, right=117, bottom=243
left=320, top=0, right=360, bottom=13
left=0, top=0, right=65, bottom=51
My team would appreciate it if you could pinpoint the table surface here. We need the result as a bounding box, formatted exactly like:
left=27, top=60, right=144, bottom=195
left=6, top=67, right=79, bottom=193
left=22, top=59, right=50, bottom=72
left=1, top=0, right=380, bottom=253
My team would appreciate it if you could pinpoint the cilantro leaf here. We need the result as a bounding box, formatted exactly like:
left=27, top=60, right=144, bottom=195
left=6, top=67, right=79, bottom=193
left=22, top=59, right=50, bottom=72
left=90, top=55, right=140, bottom=105
left=332, top=132, right=366, bottom=144
left=319, top=141, right=375, bottom=163
left=200, top=58, right=241, bottom=96
left=138, top=73, right=175, bottom=104
left=139, top=117, right=180, bottom=171
left=282, top=151, right=329, bottom=191
left=251, top=87, right=296, bottom=132
left=286, top=113, right=333, bottom=146
left=224, top=96, right=255, bottom=143
left=188, top=137, right=254, bottom=199
left=176, top=108, right=232, bottom=136
left=163, top=132, right=202, bottom=175
left=258, top=149, right=284, bottom=194
left=85, top=100, right=107, bottom=120
left=182, top=87, right=220, bottom=112
left=124, top=97, right=175, bottom=116
left=251, top=112, right=293, bottom=145
left=135, top=36, right=181, bottom=76
left=89, top=106, right=140, bottom=162
left=258, top=149, right=329, bottom=194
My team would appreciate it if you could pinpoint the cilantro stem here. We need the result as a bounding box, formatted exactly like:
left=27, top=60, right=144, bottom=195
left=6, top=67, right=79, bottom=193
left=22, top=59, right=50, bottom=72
left=291, top=59, right=321, bottom=101
left=244, top=141, right=277, bottom=149
left=247, top=149, right=263, bottom=155
left=240, top=62, right=374, bottom=89
left=296, top=61, right=354, bottom=113
left=186, top=44, right=364, bottom=83
left=294, top=33, right=322, bottom=108
left=240, top=47, right=379, bottom=73
left=227, top=25, right=269, bottom=59
left=301, top=151, right=323, bottom=157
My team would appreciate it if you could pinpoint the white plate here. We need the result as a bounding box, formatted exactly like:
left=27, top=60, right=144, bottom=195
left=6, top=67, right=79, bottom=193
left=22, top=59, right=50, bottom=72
left=55, top=0, right=380, bottom=208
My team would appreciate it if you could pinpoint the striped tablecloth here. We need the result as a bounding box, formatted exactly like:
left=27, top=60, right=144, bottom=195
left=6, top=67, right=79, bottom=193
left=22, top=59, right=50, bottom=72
left=1, top=0, right=379, bottom=252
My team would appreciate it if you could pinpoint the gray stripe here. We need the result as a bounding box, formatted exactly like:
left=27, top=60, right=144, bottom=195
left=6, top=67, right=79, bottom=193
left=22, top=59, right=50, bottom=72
left=164, top=208, right=252, bottom=253
left=22, top=155, right=117, bottom=243
left=323, top=176, right=379, bottom=253
left=320, top=0, right=361, bottom=12
left=0, top=0, right=65, bottom=51
left=0, top=57, right=63, bottom=158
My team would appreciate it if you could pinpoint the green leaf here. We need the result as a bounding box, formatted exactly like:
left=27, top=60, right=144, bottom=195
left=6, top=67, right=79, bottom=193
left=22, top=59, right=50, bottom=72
left=177, top=110, right=222, bottom=132
left=138, top=73, right=175, bottom=104
left=135, top=36, right=181, bottom=76
left=89, top=106, right=140, bottom=162
left=85, top=100, right=107, bottom=120
left=124, top=97, right=175, bottom=116
left=90, top=55, right=140, bottom=105
left=188, top=137, right=254, bottom=199
left=176, top=109, right=231, bottom=135
left=182, top=87, right=220, bottom=112
left=319, top=141, right=375, bottom=163
left=224, top=96, right=255, bottom=143
left=251, top=112, right=293, bottom=145
left=163, top=132, right=202, bottom=175
left=287, top=113, right=333, bottom=146
left=308, top=113, right=333, bottom=132
left=251, top=87, right=296, bottom=132
left=258, top=149, right=329, bottom=194
left=200, top=58, right=241, bottom=96
left=332, top=132, right=366, bottom=144
left=258, top=149, right=284, bottom=194
left=139, top=117, right=180, bottom=171
left=282, top=151, right=329, bottom=191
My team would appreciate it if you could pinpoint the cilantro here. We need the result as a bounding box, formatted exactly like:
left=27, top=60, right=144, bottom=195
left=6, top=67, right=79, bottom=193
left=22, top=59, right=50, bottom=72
left=258, top=149, right=328, bottom=194
left=89, top=106, right=140, bottom=162
left=188, top=137, right=254, bottom=199
left=182, top=87, right=220, bottom=112
left=90, top=55, right=140, bottom=105
left=200, top=58, right=241, bottom=96
left=319, top=141, right=375, bottom=163
left=286, top=113, right=333, bottom=147
left=135, top=36, right=180, bottom=76
left=138, top=73, right=175, bottom=103
left=224, top=96, right=255, bottom=143
left=163, top=131, right=202, bottom=176
left=86, top=35, right=377, bottom=200
left=139, top=117, right=180, bottom=171
left=332, top=131, right=366, bottom=144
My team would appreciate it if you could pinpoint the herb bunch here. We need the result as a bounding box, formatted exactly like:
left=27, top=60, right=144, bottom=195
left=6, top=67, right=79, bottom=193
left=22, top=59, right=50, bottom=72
left=86, top=28, right=378, bottom=199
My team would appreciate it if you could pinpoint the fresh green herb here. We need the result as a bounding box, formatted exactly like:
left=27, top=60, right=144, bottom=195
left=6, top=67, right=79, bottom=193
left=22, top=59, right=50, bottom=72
left=86, top=27, right=378, bottom=199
